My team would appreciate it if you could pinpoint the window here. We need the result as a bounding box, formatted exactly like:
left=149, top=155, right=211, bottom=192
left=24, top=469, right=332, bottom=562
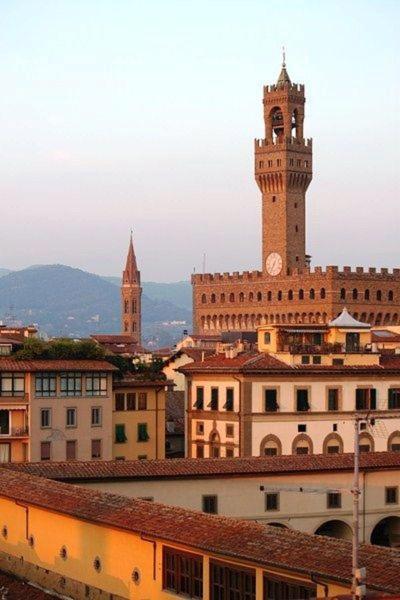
left=40, top=441, right=51, bottom=461
left=340, top=288, right=346, bottom=300
left=85, top=372, right=107, bottom=396
left=196, top=444, right=204, bottom=458
left=138, top=423, right=149, bottom=442
left=328, top=388, right=339, bottom=411
left=298, top=424, right=306, bottom=433
left=312, top=355, right=321, bottom=365
left=196, top=422, right=204, bottom=435
left=264, top=332, right=271, bottom=344
left=298, top=289, right=304, bottom=300
left=115, top=424, right=127, bottom=443
left=277, top=291, right=282, bottom=301
left=66, top=408, right=77, bottom=428
left=301, top=355, right=310, bottom=365
left=162, top=547, right=203, bottom=599
left=267, top=291, right=272, bottom=301
left=296, top=445, right=309, bottom=455
left=66, top=440, right=77, bottom=461
left=138, top=392, right=147, bottom=410
left=115, top=393, right=125, bottom=411
left=320, top=288, right=326, bottom=299
left=35, top=373, right=56, bottom=397
left=352, top=288, right=358, bottom=300
left=210, top=561, right=255, bottom=600
left=91, top=439, right=102, bottom=459
left=265, top=492, right=279, bottom=511
left=201, top=294, right=206, bottom=304
left=40, top=408, right=51, bottom=429
left=224, top=388, right=234, bottom=411
left=0, top=345, right=11, bottom=356
left=365, top=289, right=370, bottom=300
left=263, top=575, right=316, bottom=600
left=226, top=424, right=234, bottom=438
left=388, top=389, right=400, bottom=410
left=333, top=358, right=344, bottom=366
left=257, top=291, right=262, bottom=301
left=296, top=389, right=310, bottom=412
left=327, top=492, right=341, bottom=509
left=386, top=487, right=398, bottom=504
left=0, top=373, right=25, bottom=397
left=211, top=293, right=216, bottom=304
left=265, top=389, right=278, bottom=412
left=356, top=388, right=377, bottom=411
left=389, top=290, right=394, bottom=302
left=288, top=289, right=293, bottom=300
left=226, top=446, right=234, bottom=458
left=309, top=288, right=315, bottom=300
left=91, top=407, right=102, bottom=427
left=60, top=372, right=82, bottom=397
left=194, top=387, right=204, bottom=410
left=202, top=495, right=218, bottom=514
left=346, top=332, right=360, bottom=352
left=327, top=444, right=340, bottom=454
left=264, top=447, right=277, bottom=456
left=377, top=290, right=382, bottom=301
left=210, top=388, right=219, bottom=411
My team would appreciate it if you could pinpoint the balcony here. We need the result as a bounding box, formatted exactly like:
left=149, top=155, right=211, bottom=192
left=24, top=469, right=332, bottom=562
left=0, top=426, right=29, bottom=437
left=285, top=342, right=369, bottom=355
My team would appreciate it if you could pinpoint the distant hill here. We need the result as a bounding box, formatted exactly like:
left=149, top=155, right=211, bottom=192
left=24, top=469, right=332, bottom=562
left=0, top=268, right=11, bottom=278
left=0, top=265, right=191, bottom=345
left=103, top=277, right=191, bottom=311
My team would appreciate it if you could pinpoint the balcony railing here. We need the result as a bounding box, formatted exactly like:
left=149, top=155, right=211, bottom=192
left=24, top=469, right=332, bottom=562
left=0, top=427, right=29, bottom=437
left=284, top=343, right=369, bottom=355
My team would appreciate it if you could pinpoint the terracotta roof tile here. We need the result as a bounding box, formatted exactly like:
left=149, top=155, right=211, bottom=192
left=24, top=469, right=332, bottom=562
left=5, top=452, right=400, bottom=482
left=0, top=359, right=118, bottom=372
left=0, top=570, right=59, bottom=598
left=0, top=469, right=399, bottom=593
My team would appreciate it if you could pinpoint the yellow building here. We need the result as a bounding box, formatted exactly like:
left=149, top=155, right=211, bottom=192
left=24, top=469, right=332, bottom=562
left=0, top=467, right=399, bottom=599
left=113, top=377, right=172, bottom=460
left=181, top=310, right=400, bottom=458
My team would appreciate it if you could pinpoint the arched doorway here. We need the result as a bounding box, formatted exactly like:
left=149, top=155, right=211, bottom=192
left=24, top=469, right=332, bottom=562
left=371, top=517, right=400, bottom=548
left=315, top=520, right=352, bottom=540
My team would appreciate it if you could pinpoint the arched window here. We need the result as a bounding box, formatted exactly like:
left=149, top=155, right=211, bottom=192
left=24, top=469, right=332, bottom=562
left=292, top=434, right=313, bottom=455
left=309, top=288, right=315, bottom=300
left=211, top=293, right=216, bottom=304
left=249, top=292, right=254, bottom=302
left=340, top=288, right=346, bottom=300
left=323, top=433, right=344, bottom=455
left=132, top=299, right=137, bottom=314
left=377, top=290, right=382, bottom=301
left=352, top=289, right=358, bottom=300
left=364, top=289, right=370, bottom=300
left=359, top=432, right=374, bottom=453
left=220, top=293, right=225, bottom=303
left=229, top=293, right=235, bottom=303
left=257, top=291, right=262, bottom=302
left=277, top=291, right=282, bottom=301
left=389, top=290, right=394, bottom=302
left=201, top=294, right=207, bottom=304
left=299, top=289, right=304, bottom=300
left=132, top=322, right=136, bottom=333
left=260, top=435, right=282, bottom=457
left=267, top=291, right=272, bottom=301
left=239, top=292, right=244, bottom=303
left=209, top=431, right=220, bottom=458
left=124, top=300, right=129, bottom=313
left=288, top=290, right=293, bottom=300
left=388, top=431, right=400, bottom=452
left=124, top=321, right=128, bottom=332
left=320, top=288, right=326, bottom=299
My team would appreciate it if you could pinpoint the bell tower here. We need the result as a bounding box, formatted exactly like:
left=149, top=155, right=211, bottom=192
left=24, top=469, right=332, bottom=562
left=255, top=56, right=313, bottom=276
left=121, top=232, right=142, bottom=344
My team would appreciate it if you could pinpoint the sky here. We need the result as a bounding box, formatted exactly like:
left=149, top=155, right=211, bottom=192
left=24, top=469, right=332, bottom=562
left=0, top=0, right=399, bottom=281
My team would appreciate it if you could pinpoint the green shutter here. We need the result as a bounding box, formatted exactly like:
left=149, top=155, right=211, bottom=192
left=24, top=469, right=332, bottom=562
left=138, top=423, right=149, bottom=442
left=115, top=424, right=127, bottom=443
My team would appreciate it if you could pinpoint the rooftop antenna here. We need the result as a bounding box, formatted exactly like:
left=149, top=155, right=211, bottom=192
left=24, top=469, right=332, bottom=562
left=202, top=252, right=206, bottom=275
left=282, top=45, right=286, bottom=67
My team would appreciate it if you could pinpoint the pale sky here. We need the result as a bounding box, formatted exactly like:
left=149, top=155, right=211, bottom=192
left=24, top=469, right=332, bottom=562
left=0, top=0, right=399, bottom=281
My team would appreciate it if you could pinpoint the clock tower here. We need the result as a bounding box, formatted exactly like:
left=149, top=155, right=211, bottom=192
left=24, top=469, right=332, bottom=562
left=255, top=58, right=313, bottom=275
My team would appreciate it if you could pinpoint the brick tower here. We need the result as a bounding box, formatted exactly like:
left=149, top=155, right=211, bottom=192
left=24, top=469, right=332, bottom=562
left=255, top=57, right=312, bottom=275
left=121, top=233, right=142, bottom=343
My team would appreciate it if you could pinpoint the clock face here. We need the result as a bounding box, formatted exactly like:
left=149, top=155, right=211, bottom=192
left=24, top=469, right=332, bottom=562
left=266, top=252, right=282, bottom=276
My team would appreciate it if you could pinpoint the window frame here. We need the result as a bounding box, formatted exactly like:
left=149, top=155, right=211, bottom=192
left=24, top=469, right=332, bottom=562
left=265, top=492, right=279, bottom=511
left=85, top=372, right=107, bottom=397
left=91, top=406, right=102, bottom=427
left=162, top=546, right=203, bottom=599
left=202, top=495, right=218, bottom=514
left=194, top=387, right=204, bottom=410
left=35, top=372, right=57, bottom=398
left=210, top=560, right=255, bottom=600
left=385, top=486, right=398, bottom=505
left=40, top=408, right=51, bottom=429
left=137, top=422, right=149, bottom=442
left=264, top=387, right=279, bottom=412
left=60, top=372, right=82, bottom=397
left=66, top=407, right=77, bottom=428
left=0, top=373, right=25, bottom=397
left=327, top=491, right=342, bottom=509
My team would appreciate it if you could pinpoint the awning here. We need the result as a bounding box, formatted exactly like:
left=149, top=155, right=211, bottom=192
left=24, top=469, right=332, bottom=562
left=283, top=329, right=326, bottom=334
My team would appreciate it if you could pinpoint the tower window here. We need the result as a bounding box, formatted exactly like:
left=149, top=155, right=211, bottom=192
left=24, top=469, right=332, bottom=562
left=294, top=202, right=297, bottom=208
left=124, top=300, right=129, bottom=313
left=259, top=160, right=264, bottom=168
left=309, top=289, right=315, bottom=300
left=211, top=293, right=216, bottom=304
left=299, top=289, right=304, bottom=300
left=277, top=291, right=282, bottom=301
left=289, top=158, right=294, bottom=166
left=389, top=290, right=394, bottom=301
left=277, top=159, right=281, bottom=167
left=239, top=292, right=244, bottom=302
left=268, top=160, right=273, bottom=167
left=132, top=299, right=137, bottom=313
left=297, top=159, right=301, bottom=167
left=320, top=288, right=326, bottom=299
left=340, top=288, right=346, bottom=300
left=288, top=290, right=293, bottom=300
left=132, top=322, right=136, bottom=333
left=295, top=256, right=299, bottom=262
left=304, top=160, right=309, bottom=167
left=267, top=291, right=272, bottom=301
left=272, top=195, right=276, bottom=202
left=229, top=293, right=235, bottom=302
left=220, top=293, right=225, bottom=303
left=257, top=291, right=262, bottom=301
left=201, top=294, right=207, bottom=304
left=377, top=290, right=382, bottom=301
left=295, top=225, right=298, bottom=233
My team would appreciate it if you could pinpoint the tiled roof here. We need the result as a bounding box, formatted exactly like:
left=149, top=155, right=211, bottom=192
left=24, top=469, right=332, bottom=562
left=113, top=377, right=173, bottom=389
left=179, top=351, right=400, bottom=375
left=91, top=334, right=138, bottom=343
left=0, top=469, right=399, bottom=593
left=0, top=570, right=60, bottom=598
left=0, top=359, right=118, bottom=372
left=164, top=348, right=215, bottom=365
left=5, top=452, right=400, bottom=482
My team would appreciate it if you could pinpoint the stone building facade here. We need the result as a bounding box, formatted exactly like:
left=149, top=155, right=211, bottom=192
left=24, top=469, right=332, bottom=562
left=192, top=61, right=400, bottom=334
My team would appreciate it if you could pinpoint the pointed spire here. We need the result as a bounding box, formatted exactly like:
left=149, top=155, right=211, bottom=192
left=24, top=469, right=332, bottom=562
left=277, top=46, right=291, bottom=86
left=122, top=230, right=139, bottom=284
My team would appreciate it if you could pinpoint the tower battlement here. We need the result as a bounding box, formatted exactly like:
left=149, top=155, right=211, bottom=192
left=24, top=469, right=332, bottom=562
left=254, top=137, right=312, bottom=150
left=264, top=83, right=305, bottom=94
